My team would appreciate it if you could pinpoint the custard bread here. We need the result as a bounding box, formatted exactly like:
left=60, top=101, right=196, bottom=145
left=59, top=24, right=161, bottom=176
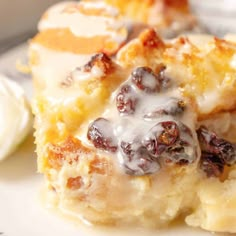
left=30, top=0, right=236, bottom=233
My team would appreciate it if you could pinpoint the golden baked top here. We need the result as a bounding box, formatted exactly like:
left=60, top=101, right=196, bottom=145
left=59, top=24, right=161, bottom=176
left=118, top=29, right=236, bottom=118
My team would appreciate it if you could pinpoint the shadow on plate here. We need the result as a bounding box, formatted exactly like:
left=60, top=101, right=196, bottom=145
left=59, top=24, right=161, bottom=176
left=0, top=132, right=37, bottom=181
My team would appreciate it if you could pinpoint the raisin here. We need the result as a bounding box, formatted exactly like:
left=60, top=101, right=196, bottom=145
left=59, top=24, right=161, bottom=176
left=116, top=85, right=137, bottom=115
left=87, top=118, right=117, bottom=152
left=120, top=140, right=160, bottom=176
left=142, top=121, right=179, bottom=157
left=157, top=64, right=171, bottom=89
left=164, top=123, right=196, bottom=165
left=143, top=121, right=196, bottom=165
left=197, top=126, right=236, bottom=165
left=144, top=98, right=186, bottom=120
left=164, top=140, right=196, bottom=165
left=131, top=67, right=161, bottom=93
left=83, top=53, right=113, bottom=75
left=200, top=151, right=225, bottom=178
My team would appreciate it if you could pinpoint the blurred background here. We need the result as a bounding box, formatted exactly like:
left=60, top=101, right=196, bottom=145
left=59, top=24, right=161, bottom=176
left=189, top=0, right=236, bottom=37
left=0, top=0, right=61, bottom=53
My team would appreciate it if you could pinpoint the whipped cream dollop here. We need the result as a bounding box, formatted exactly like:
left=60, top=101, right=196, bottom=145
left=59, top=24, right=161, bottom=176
left=0, top=74, right=32, bottom=161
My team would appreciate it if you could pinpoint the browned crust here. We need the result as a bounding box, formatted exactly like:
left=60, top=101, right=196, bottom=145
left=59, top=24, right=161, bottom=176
left=46, top=136, right=114, bottom=188
left=118, top=29, right=236, bottom=118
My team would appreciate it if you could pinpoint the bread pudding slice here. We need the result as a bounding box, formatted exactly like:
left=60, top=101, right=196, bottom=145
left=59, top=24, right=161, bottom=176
left=33, top=51, right=201, bottom=227
left=30, top=0, right=236, bottom=233
left=31, top=27, right=236, bottom=232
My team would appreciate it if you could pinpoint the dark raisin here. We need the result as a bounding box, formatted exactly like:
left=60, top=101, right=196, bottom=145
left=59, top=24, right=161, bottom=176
left=144, top=98, right=186, bottom=120
left=143, top=121, right=196, bottom=165
left=164, top=140, right=196, bottom=165
left=197, top=126, right=236, bottom=165
left=157, top=64, right=171, bottom=89
left=131, top=67, right=161, bottom=93
left=87, top=118, right=117, bottom=152
left=116, top=85, right=137, bottom=115
left=163, top=123, right=196, bottom=165
left=142, top=121, right=179, bottom=157
left=120, top=140, right=160, bottom=176
left=120, top=141, right=136, bottom=160
left=83, top=53, right=113, bottom=75
left=200, top=151, right=225, bottom=178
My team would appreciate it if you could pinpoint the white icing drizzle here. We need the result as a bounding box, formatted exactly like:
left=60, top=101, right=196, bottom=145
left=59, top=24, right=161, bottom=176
left=38, top=1, right=128, bottom=45
left=77, top=69, right=200, bottom=172
left=71, top=65, right=104, bottom=82
left=108, top=87, right=195, bottom=141
left=30, top=43, right=93, bottom=88
left=109, top=85, right=198, bottom=170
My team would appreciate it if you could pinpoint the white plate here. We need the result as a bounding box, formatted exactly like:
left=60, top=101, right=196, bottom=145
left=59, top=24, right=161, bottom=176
left=0, top=45, right=226, bottom=236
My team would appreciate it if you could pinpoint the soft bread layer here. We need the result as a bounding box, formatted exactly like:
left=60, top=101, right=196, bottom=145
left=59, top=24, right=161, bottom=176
left=47, top=139, right=201, bottom=226
left=184, top=111, right=236, bottom=232
left=186, top=170, right=236, bottom=233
